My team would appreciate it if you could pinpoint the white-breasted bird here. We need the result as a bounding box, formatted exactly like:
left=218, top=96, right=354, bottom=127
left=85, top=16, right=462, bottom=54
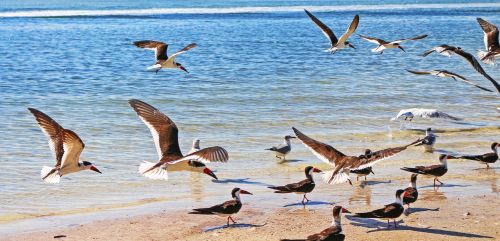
left=359, top=34, right=427, bottom=54
left=28, top=108, right=102, bottom=183
left=406, top=69, right=493, bottom=92
left=476, top=18, right=500, bottom=65
left=391, top=108, right=462, bottom=122
left=265, top=135, right=295, bottom=160
left=415, top=128, right=438, bottom=152
left=133, top=40, right=196, bottom=73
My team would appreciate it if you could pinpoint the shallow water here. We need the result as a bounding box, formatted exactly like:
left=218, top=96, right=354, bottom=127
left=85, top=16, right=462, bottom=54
left=0, top=0, right=499, bottom=234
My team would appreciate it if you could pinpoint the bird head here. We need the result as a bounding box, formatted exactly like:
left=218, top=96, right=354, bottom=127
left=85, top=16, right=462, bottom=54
left=81, top=161, right=102, bottom=174
left=188, top=160, right=218, bottom=180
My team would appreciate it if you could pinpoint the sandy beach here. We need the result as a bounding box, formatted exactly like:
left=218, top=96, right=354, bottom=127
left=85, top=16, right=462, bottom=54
left=6, top=190, right=499, bottom=241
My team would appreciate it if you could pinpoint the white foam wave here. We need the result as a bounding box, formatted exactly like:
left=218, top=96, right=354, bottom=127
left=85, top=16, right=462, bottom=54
left=1, top=3, right=500, bottom=18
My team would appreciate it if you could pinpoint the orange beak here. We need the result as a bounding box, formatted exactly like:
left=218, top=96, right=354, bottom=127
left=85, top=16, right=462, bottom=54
left=90, top=166, right=102, bottom=174
left=240, top=189, right=253, bottom=195
left=203, top=168, right=217, bottom=180
left=179, top=66, right=188, bottom=73
left=341, top=208, right=351, bottom=213
left=312, top=168, right=322, bottom=173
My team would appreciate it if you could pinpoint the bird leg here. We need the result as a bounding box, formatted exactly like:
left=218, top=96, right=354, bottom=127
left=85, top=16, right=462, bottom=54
left=356, top=176, right=359, bottom=181
left=387, top=220, right=390, bottom=227
left=436, top=178, right=443, bottom=185
left=486, top=164, right=490, bottom=169
left=348, top=179, right=353, bottom=186
left=394, top=219, right=398, bottom=228
left=364, top=176, right=367, bottom=181
left=302, top=194, right=310, bottom=206
left=229, top=216, right=237, bottom=225
left=227, top=216, right=230, bottom=226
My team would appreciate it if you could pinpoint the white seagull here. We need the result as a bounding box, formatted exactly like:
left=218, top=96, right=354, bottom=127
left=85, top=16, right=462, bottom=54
left=391, top=108, right=462, bottom=122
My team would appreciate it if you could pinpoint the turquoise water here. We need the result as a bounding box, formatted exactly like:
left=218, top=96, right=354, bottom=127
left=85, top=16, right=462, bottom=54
left=0, top=0, right=499, bottom=233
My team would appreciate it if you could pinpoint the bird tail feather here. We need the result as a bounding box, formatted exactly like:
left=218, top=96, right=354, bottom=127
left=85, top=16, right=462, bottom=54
left=139, top=161, right=168, bottom=180
left=41, top=166, right=60, bottom=184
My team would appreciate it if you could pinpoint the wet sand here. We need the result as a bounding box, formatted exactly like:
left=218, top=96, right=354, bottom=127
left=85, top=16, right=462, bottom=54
left=6, top=190, right=499, bottom=241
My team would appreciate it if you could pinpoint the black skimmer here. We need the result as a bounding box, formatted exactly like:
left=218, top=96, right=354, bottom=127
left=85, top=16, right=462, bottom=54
left=292, top=127, right=419, bottom=185
left=189, top=187, right=252, bottom=226
left=415, top=128, right=437, bottom=152
left=281, top=206, right=350, bottom=241
left=350, top=166, right=375, bottom=181
left=358, top=34, right=427, bottom=54
left=391, top=108, right=462, bottom=122
left=266, top=135, right=295, bottom=160
left=353, top=189, right=405, bottom=228
left=421, top=44, right=461, bottom=57
left=406, top=69, right=493, bottom=92
left=452, top=142, right=499, bottom=168
left=268, top=166, right=322, bottom=206
left=28, top=108, right=101, bottom=183
left=128, top=99, right=228, bottom=180
left=447, top=47, right=500, bottom=93
left=304, top=9, right=359, bottom=54
left=133, top=40, right=196, bottom=73
left=476, top=18, right=500, bottom=65
left=401, top=154, right=450, bottom=187
left=188, top=138, right=201, bottom=154
left=402, top=174, right=419, bottom=210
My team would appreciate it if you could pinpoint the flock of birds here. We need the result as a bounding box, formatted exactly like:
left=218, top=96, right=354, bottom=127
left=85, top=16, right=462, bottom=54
left=25, top=9, right=500, bottom=241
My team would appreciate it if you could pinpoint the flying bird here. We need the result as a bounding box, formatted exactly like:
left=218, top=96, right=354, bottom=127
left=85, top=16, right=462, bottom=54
left=265, top=135, right=295, bottom=160
left=391, top=108, right=462, bottom=122
left=128, top=99, right=228, bottom=181
left=415, top=128, right=438, bottom=152
left=353, top=189, right=405, bottom=228
left=292, top=127, right=419, bottom=185
left=451, top=142, right=499, bottom=168
left=447, top=47, right=500, bottom=93
left=358, top=34, right=427, bottom=54
left=189, top=187, right=252, bottom=226
left=281, top=206, right=351, bottom=241
left=188, top=139, right=201, bottom=155
left=406, top=69, right=493, bottom=92
left=476, top=18, right=500, bottom=65
left=401, top=154, right=450, bottom=187
left=133, top=40, right=196, bottom=73
left=268, top=166, right=322, bottom=206
left=304, top=9, right=359, bottom=54
left=28, top=108, right=102, bottom=183
left=421, top=44, right=461, bottom=57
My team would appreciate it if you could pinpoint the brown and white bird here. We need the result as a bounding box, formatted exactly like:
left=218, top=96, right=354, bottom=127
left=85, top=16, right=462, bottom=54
left=440, top=47, right=500, bottom=93
left=402, top=174, right=419, bottom=210
left=421, top=44, right=461, bottom=57
left=304, top=9, right=359, bottom=54
left=476, top=18, right=500, bottom=65
left=189, top=187, right=252, bottom=226
left=358, top=34, right=427, bottom=54
left=353, top=189, right=405, bottom=228
left=133, top=40, right=196, bottom=73
left=293, top=127, right=419, bottom=185
left=28, top=108, right=102, bottom=183
left=350, top=166, right=375, bottom=181
left=268, top=166, right=322, bottom=206
left=406, top=69, right=493, bottom=92
left=281, top=206, right=351, bottom=241
left=128, top=99, right=228, bottom=180
left=265, top=135, right=295, bottom=160
left=452, top=142, right=499, bottom=168
left=415, top=128, right=438, bottom=152
left=401, top=154, right=450, bottom=187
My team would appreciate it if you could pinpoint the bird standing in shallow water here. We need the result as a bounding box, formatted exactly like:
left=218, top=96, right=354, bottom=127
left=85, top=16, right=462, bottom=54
left=266, top=135, right=295, bottom=161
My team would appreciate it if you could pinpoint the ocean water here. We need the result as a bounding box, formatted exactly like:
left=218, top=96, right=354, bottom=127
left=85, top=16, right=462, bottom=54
left=0, top=0, right=499, bottom=234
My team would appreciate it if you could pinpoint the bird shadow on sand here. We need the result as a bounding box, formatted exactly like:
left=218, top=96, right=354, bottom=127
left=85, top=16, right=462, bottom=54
left=346, top=216, right=493, bottom=238
left=212, top=178, right=272, bottom=187
left=277, top=159, right=308, bottom=164
left=283, top=201, right=333, bottom=207
left=472, top=167, right=500, bottom=171
left=203, top=223, right=267, bottom=232
left=419, top=183, right=469, bottom=189
left=358, top=180, right=391, bottom=187
left=405, top=207, right=440, bottom=215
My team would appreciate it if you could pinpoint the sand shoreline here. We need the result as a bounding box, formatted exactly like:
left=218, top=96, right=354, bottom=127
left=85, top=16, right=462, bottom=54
left=5, top=192, right=499, bottom=241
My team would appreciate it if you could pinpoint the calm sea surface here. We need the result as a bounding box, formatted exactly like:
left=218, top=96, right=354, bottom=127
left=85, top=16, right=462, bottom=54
left=0, top=0, right=499, bottom=234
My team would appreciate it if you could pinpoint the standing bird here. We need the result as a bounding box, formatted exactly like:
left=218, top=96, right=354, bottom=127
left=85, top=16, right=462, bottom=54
left=350, top=166, right=375, bottom=181
left=476, top=18, right=500, bottom=65
left=353, top=189, right=405, bottom=228
left=391, top=108, right=462, bottom=122
left=266, top=135, right=295, bottom=160
left=293, top=127, right=419, bottom=185
left=128, top=99, right=228, bottom=180
left=133, top=40, right=196, bottom=73
left=304, top=9, right=359, bottom=54
left=358, top=34, right=427, bottom=54
left=27, top=108, right=101, bottom=183
left=415, top=128, right=438, bottom=152
left=268, top=166, right=322, bottom=206
left=452, top=142, right=499, bottom=168
left=189, top=187, right=252, bottom=226
left=401, top=154, right=450, bottom=187
left=402, top=174, right=419, bottom=211
left=421, top=44, right=461, bottom=57
left=281, top=206, right=351, bottom=241
left=406, top=69, right=493, bottom=92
